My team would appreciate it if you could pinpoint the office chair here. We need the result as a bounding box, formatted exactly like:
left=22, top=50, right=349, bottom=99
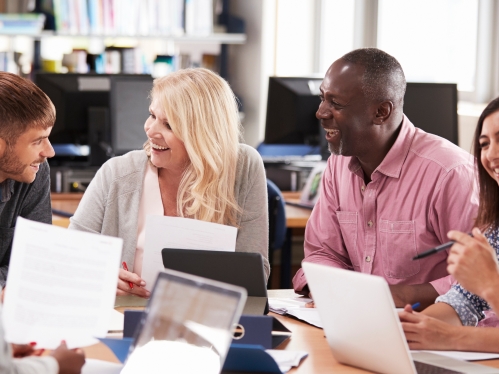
left=267, top=179, right=291, bottom=288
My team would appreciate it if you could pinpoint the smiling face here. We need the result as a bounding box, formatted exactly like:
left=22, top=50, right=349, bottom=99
left=144, top=98, right=190, bottom=173
left=0, top=126, right=55, bottom=184
left=479, top=110, right=499, bottom=185
left=318, top=59, right=380, bottom=157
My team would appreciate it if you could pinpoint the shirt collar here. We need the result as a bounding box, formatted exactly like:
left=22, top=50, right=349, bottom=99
left=348, top=115, right=416, bottom=180
left=0, top=179, right=14, bottom=203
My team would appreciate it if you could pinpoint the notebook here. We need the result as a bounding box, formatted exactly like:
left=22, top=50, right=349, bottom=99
left=161, top=248, right=269, bottom=315
left=302, top=263, right=499, bottom=374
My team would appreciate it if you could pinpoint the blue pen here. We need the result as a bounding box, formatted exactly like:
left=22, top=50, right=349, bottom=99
left=411, top=302, right=420, bottom=310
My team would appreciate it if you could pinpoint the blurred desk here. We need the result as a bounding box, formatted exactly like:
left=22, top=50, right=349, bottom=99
left=83, top=289, right=499, bottom=373
left=282, top=191, right=312, bottom=229
left=51, top=193, right=82, bottom=228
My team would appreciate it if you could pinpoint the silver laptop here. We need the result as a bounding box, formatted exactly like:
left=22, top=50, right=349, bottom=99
left=302, top=262, right=499, bottom=374
left=122, top=268, right=247, bottom=374
left=161, top=248, right=268, bottom=315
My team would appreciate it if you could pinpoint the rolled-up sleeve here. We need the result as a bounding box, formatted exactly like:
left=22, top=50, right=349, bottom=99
left=436, top=284, right=490, bottom=326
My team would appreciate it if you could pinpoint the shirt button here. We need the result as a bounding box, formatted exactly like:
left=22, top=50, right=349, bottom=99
left=367, top=220, right=373, bottom=227
left=361, top=185, right=365, bottom=192
left=365, top=256, right=371, bottom=262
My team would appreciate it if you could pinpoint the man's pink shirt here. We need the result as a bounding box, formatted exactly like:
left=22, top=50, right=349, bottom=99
left=293, top=116, right=478, bottom=295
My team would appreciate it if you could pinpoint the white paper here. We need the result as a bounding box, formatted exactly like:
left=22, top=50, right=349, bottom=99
left=268, top=297, right=323, bottom=328
left=286, top=308, right=323, bottom=329
left=414, top=350, right=499, bottom=361
left=142, top=215, right=237, bottom=291
left=265, top=350, right=308, bottom=373
left=107, top=309, right=124, bottom=332
left=82, top=359, right=123, bottom=374
left=3, top=218, right=122, bottom=349
left=269, top=297, right=312, bottom=314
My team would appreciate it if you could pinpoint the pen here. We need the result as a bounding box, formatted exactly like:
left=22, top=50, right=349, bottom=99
left=411, top=302, right=420, bottom=310
left=412, top=233, right=473, bottom=260
left=412, top=241, right=455, bottom=260
left=122, top=261, right=134, bottom=289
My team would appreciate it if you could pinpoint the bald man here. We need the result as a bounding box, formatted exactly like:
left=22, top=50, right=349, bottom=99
left=293, top=48, right=477, bottom=309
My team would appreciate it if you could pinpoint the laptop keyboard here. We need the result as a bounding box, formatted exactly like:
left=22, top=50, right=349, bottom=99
left=415, top=361, right=464, bottom=374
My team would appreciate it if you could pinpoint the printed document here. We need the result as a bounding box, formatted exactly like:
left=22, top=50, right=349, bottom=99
left=269, top=297, right=323, bottom=328
left=3, top=217, right=122, bottom=349
left=142, top=215, right=237, bottom=291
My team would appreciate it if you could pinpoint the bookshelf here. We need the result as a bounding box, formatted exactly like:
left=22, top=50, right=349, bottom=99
left=0, top=30, right=245, bottom=44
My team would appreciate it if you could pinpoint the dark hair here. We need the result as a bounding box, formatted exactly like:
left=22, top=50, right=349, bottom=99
left=341, top=48, right=406, bottom=105
left=473, top=97, right=499, bottom=229
left=0, top=72, right=55, bottom=146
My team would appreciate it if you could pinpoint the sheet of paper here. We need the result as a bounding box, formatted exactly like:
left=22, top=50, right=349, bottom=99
left=265, top=350, right=308, bottom=373
left=82, top=359, right=123, bottom=374
left=142, top=215, right=237, bottom=291
left=269, top=297, right=312, bottom=314
left=107, top=309, right=124, bottom=333
left=3, top=217, right=122, bottom=349
left=413, top=350, right=499, bottom=361
left=286, top=308, right=323, bottom=329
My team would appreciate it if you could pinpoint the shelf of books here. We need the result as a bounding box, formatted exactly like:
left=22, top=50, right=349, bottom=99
left=0, top=30, right=246, bottom=44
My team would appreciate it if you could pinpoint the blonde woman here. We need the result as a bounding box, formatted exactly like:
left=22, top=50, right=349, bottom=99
left=69, top=68, right=269, bottom=298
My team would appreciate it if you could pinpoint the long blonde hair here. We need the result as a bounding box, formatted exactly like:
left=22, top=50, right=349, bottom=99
left=145, top=68, right=242, bottom=226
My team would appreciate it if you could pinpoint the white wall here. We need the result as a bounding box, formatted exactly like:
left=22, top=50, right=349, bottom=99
left=229, top=0, right=276, bottom=147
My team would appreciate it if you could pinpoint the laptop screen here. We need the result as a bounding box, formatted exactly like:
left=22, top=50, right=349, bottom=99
left=121, top=269, right=247, bottom=374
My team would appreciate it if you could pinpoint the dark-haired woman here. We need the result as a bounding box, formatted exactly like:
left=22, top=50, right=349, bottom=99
left=399, top=97, right=499, bottom=351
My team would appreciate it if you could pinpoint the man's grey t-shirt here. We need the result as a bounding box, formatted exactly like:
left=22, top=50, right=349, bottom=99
left=0, top=161, right=52, bottom=286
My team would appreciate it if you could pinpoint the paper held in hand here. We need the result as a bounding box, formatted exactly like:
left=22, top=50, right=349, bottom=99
left=142, top=215, right=237, bottom=291
left=3, top=217, right=123, bottom=349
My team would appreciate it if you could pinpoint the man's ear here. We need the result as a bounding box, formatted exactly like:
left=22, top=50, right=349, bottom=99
left=374, top=101, right=393, bottom=125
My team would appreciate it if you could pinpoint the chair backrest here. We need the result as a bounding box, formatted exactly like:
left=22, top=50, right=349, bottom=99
left=267, top=179, right=287, bottom=250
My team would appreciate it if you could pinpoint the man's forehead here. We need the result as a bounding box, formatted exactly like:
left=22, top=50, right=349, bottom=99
left=321, top=59, right=364, bottom=95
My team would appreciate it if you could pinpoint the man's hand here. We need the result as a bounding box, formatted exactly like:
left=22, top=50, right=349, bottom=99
left=117, top=269, right=150, bottom=298
left=399, top=306, right=462, bottom=350
left=447, top=228, right=499, bottom=300
left=50, top=341, right=85, bottom=374
left=389, top=283, right=439, bottom=309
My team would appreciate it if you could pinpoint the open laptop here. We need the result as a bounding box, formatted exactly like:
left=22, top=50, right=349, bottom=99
left=162, top=248, right=269, bottom=315
left=121, top=268, right=247, bottom=374
left=302, top=262, right=499, bottom=374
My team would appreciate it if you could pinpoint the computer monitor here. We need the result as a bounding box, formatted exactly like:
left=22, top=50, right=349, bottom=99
left=35, top=73, right=110, bottom=151
left=35, top=73, right=153, bottom=165
left=264, top=77, right=323, bottom=145
left=110, top=75, right=153, bottom=156
left=263, top=78, right=458, bottom=150
left=403, top=82, right=458, bottom=145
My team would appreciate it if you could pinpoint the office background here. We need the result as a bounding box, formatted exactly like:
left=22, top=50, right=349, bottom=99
left=0, top=0, right=497, bottom=286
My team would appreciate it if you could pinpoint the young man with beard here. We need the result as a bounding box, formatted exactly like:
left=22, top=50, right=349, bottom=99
left=293, top=48, right=478, bottom=309
left=0, top=72, right=55, bottom=287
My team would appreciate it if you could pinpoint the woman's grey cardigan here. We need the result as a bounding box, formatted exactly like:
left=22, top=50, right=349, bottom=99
left=69, top=144, right=270, bottom=279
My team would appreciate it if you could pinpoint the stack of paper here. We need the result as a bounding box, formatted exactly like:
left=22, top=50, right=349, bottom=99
left=269, top=298, right=323, bottom=329
left=266, top=350, right=308, bottom=373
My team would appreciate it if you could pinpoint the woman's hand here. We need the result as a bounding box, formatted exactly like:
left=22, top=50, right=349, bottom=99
left=399, top=305, right=461, bottom=350
left=12, top=342, right=44, bottom=358
left=117, top=269, right=150, bottom=298
left=447, top=228, right=499, bottom=300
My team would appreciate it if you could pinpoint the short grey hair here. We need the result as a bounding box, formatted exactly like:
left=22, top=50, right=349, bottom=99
left=341, top=48, right=406, bottom=105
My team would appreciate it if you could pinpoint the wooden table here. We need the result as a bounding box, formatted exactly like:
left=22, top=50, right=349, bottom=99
left=282, top=191, right=312, bottom=229
left=83, top=290, right=499, bottom=373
